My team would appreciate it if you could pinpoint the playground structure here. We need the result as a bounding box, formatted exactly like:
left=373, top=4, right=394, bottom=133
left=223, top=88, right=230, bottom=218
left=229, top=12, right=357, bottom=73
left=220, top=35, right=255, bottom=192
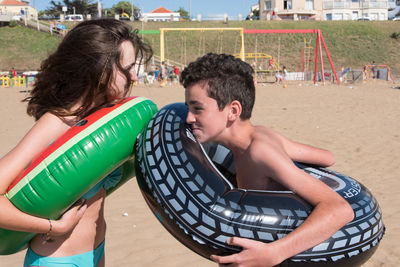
left=364, top=64, right=395, bottom=83
left=233, top=52, right=282, bottom=83
left=146, top=28, right=340, bottom=84
left=7, top=20, right=397, bottom=86
left=239, top=53, right=281, bottom=72
left=9, top=24, right=391, bottom=87
left=120, top=12, right=130, bottom=20
left=159, top=28, right=245, bottom=66
left=0, top=75, right=27, bottom=87
left=298, top=38, right=315, bottom=81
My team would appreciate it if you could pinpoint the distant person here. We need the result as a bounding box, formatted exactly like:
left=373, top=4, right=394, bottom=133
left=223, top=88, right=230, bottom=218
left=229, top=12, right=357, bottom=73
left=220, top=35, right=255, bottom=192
left=282, top=66, right=287, bottom=87
left=167, top=65, right=174, bottom=83
left=50, top=21, right=54, bottom=34
left=11, top=67, right=16, bottom=78
left=363, top=64, right=368, bottom=82
left=154, top=67, right=160, bottom=81
left=160, top=61, right=166, bottom=80
left=371, top=61, right=377, bottom=79
left=275, top=71, right=283, bottom=83
left=146, top=70, right=156, bottom=84
left=56, top=21, right=67, bottom=36
left=276, top=66, right=287, bottom=87
left=174, top=66, right=180, bottom=82
left=268, top=57, right=274, bottom=70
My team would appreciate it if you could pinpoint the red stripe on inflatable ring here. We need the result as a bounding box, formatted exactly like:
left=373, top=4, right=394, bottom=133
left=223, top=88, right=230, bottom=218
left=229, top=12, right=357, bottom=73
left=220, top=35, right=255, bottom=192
left=7, top=97, right=138, bottom=192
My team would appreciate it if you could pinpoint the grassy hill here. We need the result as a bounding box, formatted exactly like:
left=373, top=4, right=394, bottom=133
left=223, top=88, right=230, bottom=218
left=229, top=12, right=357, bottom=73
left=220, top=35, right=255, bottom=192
left=0, top=25, right=60, bottom=71
left=1, top=20, right=399, bottom=76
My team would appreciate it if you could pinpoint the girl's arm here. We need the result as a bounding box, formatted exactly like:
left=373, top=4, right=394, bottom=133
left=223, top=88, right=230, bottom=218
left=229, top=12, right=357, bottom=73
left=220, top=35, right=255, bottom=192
left=0, top=113, right=86, bottom=235
left=0, top=196, right=86, bottom=235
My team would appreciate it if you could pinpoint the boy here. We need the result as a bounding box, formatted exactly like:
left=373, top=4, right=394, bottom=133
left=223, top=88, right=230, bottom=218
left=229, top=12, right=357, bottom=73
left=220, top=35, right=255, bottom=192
left=180, top=53, right=354, bottom=267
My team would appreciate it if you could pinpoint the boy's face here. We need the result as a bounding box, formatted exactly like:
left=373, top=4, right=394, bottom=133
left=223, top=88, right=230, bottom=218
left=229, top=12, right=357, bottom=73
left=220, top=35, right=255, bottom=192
left=185, top=82, right=228, bottom=143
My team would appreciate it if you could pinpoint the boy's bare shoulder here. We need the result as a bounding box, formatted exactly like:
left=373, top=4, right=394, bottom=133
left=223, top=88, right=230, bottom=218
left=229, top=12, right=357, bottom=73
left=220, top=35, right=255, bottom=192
left=249, top=126, right=286, bottom=162
left=253, top=125, right=284, bottom=144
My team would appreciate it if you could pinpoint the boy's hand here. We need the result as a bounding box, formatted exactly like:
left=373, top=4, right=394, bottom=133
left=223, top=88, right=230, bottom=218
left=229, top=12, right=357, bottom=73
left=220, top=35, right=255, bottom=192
left=210, top=237, right=283, bottom=267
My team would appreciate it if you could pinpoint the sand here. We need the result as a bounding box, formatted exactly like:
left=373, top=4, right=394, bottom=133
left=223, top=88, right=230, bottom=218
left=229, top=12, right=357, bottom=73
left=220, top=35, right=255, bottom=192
left=0, top=79, right=399, bottom=266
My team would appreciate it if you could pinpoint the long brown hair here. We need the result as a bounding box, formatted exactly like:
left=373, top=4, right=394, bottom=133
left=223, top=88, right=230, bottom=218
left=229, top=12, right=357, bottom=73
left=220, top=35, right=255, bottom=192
left=24, top=19, right=153, bottom=121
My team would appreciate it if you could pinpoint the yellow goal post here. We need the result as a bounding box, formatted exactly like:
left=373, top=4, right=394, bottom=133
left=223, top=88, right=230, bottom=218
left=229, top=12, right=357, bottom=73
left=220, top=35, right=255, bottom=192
left=159, top=27, right=245, bottom=64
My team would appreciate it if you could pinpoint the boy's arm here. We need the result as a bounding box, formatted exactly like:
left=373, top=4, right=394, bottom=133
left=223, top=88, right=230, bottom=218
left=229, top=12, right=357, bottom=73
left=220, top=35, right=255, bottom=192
left=211, top=141, right=354, bottom=267
left=278, top=133, right=335, bottom=167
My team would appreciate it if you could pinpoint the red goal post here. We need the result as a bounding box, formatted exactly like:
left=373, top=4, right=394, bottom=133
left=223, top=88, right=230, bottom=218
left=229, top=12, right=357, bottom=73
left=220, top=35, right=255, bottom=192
left=243, top=29, right=340, bottom=85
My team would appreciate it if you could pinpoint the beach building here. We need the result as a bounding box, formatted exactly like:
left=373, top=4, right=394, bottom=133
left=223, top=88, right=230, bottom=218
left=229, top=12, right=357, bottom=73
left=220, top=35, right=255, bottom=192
left=141, top=7, right=180, bottom=22
left=323, top=0, right=388, bottom=20
left=258, top=0, right=389, bottom=20
left=0, top=0, right=37, bottom=19
left=259, top=0, right=323, bottom=20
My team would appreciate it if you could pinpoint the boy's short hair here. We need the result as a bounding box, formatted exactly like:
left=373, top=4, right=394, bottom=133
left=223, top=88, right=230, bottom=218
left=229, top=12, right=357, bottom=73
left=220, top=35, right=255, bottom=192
left=180, top=53, right=255, bottom=120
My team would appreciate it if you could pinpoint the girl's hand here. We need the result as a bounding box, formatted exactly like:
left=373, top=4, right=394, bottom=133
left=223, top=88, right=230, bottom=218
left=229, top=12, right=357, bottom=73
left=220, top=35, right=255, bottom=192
left=210, top=237, right=283, bottom=267
left=51, top=199, right=87, bottom=236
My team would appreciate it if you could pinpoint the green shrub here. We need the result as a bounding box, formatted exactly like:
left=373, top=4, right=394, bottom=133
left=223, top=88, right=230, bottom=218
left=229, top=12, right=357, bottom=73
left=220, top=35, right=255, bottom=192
left=9, top=20, right=18, bottom=27
left=390, top=32, right=400, bottom=40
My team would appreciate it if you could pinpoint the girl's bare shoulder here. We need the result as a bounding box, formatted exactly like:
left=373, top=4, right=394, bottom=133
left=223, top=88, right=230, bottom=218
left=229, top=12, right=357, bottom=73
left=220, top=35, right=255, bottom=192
left=0, top=113, right=72, bottom=193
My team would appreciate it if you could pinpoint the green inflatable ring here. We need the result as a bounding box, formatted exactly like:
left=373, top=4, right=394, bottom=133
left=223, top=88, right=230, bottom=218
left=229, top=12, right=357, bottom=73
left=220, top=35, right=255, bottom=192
left=0, top=96, right=157, bottom=255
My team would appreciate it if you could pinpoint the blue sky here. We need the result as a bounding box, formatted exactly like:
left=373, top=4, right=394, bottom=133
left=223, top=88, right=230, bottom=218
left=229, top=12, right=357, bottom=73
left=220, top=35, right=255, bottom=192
left=33, top=0, right=258, bottom=19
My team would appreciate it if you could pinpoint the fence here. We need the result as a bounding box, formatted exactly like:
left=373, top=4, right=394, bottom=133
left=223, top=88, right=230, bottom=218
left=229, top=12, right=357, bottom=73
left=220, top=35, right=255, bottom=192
left=0, top=73, right=36, bottom=87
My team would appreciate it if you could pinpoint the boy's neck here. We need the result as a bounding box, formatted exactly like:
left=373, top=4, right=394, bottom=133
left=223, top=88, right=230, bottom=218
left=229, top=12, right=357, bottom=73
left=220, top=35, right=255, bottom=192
left=220, top=119, right=254, bottom=154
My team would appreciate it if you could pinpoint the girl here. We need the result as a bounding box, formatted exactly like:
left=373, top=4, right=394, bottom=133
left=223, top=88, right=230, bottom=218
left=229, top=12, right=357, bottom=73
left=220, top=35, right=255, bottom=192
left=0, top=19, right=153, bottom=266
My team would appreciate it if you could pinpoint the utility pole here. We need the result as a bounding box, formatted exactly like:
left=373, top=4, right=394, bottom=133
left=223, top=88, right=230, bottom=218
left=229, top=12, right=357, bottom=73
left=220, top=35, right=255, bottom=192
left=131, top=0, right=134, bottom=20
left=73, top=6, right=76, bottom=24
left=243, top=0, right=245, bottom=19
left=189, top=0, right=192, bottom=20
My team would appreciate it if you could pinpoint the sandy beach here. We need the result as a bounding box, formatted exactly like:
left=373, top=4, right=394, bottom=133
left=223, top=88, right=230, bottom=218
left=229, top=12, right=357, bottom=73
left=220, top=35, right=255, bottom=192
left=0, top=79, right=399, bottom=266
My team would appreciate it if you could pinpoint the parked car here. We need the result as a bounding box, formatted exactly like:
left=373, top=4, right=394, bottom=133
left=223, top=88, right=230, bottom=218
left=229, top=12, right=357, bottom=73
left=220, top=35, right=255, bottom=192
left=393, top=16, right=400, bottom=21
left=38, top=15, right=59, bottom=20
left=357, top=17, right=371, bottom=21
left=64, top=14, right=84, bottom=21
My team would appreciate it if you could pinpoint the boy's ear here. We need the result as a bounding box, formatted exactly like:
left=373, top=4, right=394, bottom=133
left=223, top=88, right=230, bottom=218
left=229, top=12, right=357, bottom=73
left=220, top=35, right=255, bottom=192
left=228, top=100, right=242, bottom=121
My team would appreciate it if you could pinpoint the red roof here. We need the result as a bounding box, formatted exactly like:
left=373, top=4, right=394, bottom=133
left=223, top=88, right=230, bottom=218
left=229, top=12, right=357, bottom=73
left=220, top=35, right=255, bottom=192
left=0, top=0, right=28, bottom=6
left=151, top=7, right=172, bottom=13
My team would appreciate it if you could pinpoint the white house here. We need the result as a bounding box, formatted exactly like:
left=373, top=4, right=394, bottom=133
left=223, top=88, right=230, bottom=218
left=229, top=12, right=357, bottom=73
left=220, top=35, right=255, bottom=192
left=323, top=0, right=388, bottom=20
left=0, top=0, right=37, bottom=19
left=141, top=7, right=180, bottom=22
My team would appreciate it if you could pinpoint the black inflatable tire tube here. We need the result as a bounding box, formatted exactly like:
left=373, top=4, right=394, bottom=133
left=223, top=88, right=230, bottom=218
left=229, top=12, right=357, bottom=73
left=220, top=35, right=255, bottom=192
left=135, top=103, right=385, bottom=266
